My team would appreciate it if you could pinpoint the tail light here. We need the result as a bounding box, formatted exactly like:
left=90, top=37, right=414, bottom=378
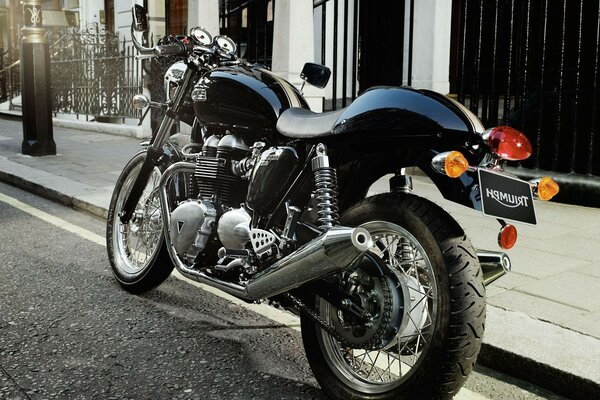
left=484, top=126, right=532, bottom=161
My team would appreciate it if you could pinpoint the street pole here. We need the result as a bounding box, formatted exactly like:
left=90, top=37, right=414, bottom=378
left=21, top=0, right=56, bottom=156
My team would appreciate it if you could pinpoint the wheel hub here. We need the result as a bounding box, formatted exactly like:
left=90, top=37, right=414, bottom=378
left=330, top=256, right=404, bottom=350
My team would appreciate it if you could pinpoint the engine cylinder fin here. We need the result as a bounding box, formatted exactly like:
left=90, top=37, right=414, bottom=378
left=194, top=155, right=243, bottom=205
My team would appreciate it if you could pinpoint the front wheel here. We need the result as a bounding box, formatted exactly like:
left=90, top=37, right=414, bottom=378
left=106, top=151, right=174, bottom=294
left=301, top=193, right=485, bottom=399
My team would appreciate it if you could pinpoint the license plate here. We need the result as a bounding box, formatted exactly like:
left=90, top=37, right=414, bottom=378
left=478, top=169, right=537, bottom=225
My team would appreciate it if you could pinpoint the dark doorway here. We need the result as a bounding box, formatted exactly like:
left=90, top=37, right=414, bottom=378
left=358, top=0, right=406, bottom=90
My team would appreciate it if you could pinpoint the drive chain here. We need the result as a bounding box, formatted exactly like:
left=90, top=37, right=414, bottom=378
left=285, top=274, right=394, bottom=350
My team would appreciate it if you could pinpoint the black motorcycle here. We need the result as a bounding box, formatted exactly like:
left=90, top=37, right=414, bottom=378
left=107, top=5, right=559, bottom=399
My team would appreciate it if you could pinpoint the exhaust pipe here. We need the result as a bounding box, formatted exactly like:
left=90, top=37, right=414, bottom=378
left=159, top=162, right=372, bottom=301
left=478, top=250, right=511, bottom=286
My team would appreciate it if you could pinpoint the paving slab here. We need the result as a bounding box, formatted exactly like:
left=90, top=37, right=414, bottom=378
left=516, top=271, right=600, bottom=312
left=563, top=311, right=600, bottom=338
left=488, top=272, right=539, bottom=291
left=572, top=263, right=600, bottom=278
left=488, top=290, right=588, bottom=325
left=503, top=247, right=591, bottom=279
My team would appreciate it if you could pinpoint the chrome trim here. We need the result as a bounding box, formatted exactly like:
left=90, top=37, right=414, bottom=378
left=158, top=161, right=373, bottom=301
left=132, top=94, right=149, bottom=109
left=478, top=250, right=511, bottom=286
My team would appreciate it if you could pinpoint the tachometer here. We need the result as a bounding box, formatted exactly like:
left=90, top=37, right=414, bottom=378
left=190, top=27, right=212, bottom=46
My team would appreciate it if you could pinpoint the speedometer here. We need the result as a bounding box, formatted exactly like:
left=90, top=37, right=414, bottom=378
left=190, top=27, right=212, bottom=46
left=214, top=35, right=237, bottom=55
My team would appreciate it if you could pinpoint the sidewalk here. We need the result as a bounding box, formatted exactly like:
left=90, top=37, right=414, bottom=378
left=1, top=117, right=599, bottom=398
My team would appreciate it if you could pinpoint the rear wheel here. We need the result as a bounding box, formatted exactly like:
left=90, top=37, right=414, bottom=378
left=301, top=193, right=485, bottom=399
left=106, top=151, right=174, bottom=294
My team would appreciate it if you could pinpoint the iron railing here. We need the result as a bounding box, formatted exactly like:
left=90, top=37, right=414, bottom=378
left=220, top=0, right=275, bottom=66
left=314, top=0, right=415, bottom=111
left=0, top=48, right=21, bottom=108
left=314, top=0, right=359, bottom=110
left=47, top=24, right=143, bottom=121
left=453, top=0, right=600, bottom=177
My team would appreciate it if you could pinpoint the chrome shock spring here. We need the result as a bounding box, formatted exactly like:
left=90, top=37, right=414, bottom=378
left=312, top=143, right=339, bottom=229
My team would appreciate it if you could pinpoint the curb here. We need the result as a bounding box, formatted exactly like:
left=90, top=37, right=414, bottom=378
left=0, top=111, right=151, bottom=139
left=0, top=167, right=108, bottom=220
left=479, top=342, right=598, bottom=400
left=0, top=162, right=598, bottom=399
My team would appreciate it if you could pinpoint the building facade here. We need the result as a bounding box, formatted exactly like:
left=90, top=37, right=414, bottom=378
left=1, top=0, right=599, bottom=193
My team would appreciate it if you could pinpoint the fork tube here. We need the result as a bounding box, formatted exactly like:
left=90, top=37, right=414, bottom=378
left=149, top=66, right=196, bottom=150
left=119, top=66, right=196, bottom=224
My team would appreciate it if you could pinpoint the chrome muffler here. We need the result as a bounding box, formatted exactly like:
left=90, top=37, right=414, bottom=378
left=159, top=162, right=373, bottom=301
left=478, top=250, right=511, bottom=286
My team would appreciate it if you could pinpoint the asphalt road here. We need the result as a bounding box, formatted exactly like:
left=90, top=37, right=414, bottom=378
left=0, top=182, right=566, bottom=400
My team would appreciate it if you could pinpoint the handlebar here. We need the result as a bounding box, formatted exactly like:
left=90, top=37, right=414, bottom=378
left=154, top=42, right=193, bottom=57
left=130, top=24, right=235, bottom=62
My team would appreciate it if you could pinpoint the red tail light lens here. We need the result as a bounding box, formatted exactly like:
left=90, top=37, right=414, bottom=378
left=498, top=224, right=517, bottom=250
left=485, top=126, right=533, bottom=161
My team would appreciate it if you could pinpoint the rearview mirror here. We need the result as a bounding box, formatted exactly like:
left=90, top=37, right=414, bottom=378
left=300, top=63, right=331, bottom=89
left=132, top=5, right=149, bottom=32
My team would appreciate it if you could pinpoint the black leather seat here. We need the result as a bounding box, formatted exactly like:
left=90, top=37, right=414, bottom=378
left=276, top=107, right=345, bottom=138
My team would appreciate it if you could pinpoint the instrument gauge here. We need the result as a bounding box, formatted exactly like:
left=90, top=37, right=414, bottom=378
left=190, top=27, right=212, bottom=46
left=215, top=35, right=237, bottom=55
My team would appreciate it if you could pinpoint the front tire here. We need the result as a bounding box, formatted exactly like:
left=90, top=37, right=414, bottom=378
left=301, top=193, right=485, bottom=399
left=106, top=151, right=174, bottom=294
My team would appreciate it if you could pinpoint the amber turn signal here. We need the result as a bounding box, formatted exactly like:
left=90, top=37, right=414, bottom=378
left=498, top=224, right=517, bottom=250
left=444, top=151, right=470, bottom=178
left=537, top=176, right=559, bottom=201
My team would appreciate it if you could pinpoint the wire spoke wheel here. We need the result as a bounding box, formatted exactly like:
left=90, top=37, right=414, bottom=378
left=112, top=162, right=163, bottom=275
left=301, top=193, right=485, bottom=399
left=318, top=221, right=437, bottom=393
left=107, top=151, right=174, bottom=293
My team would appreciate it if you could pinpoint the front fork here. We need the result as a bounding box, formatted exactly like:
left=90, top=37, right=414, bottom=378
left=119, top=65, right=196, bottom=224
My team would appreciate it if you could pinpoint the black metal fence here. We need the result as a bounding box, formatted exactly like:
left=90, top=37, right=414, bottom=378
left=0, top=48, right=21, bottom=106
left=220, top=0, right=274, bottom=66
left=453, top=0, right=600, bottom=177
left=314, top=0, right=360, bottom=110
left=47, top=24, right=143, bottom=121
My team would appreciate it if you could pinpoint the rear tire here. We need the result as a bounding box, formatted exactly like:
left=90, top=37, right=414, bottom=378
left=301, top=193, right=485, bottom=399
left=106, top=151, right=174, bottom=294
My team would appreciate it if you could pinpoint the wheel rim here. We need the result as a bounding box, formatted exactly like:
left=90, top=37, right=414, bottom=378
left=317, top=221, right=438, bottom=394
left=112, top=160, right=164, bottom=277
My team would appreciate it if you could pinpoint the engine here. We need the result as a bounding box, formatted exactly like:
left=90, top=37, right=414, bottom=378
left=168, top=133, right=299, bottom=268
left=169, top=132, right=256, bottom=264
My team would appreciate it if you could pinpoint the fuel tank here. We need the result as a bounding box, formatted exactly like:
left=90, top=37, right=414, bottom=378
left=193, top=64, right=310, bottom=137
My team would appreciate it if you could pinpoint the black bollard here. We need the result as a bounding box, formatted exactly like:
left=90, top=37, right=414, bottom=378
left=21, top=0, right=56, bottom=156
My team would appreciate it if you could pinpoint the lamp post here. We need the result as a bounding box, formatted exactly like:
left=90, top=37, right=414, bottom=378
left=21, top=0, right=56, bottom=156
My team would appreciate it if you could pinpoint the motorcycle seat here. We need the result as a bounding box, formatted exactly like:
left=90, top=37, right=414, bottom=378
left=276, top=107, right=345, bottom=138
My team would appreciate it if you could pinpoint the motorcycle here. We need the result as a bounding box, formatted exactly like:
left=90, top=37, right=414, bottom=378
left=106, top=5, right=560, bottom=399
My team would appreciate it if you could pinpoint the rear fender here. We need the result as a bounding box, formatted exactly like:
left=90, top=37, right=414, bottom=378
left=336, top=151, right=482, bottom=213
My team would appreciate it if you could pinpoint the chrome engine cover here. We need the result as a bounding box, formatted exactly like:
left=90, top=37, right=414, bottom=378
left=217, top=207, right=251, bottom=250
left=169, top=200, right=216, bottom=261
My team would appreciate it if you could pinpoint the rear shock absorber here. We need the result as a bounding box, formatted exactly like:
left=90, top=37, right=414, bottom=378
left=312, top=143, right=339, bottom=229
